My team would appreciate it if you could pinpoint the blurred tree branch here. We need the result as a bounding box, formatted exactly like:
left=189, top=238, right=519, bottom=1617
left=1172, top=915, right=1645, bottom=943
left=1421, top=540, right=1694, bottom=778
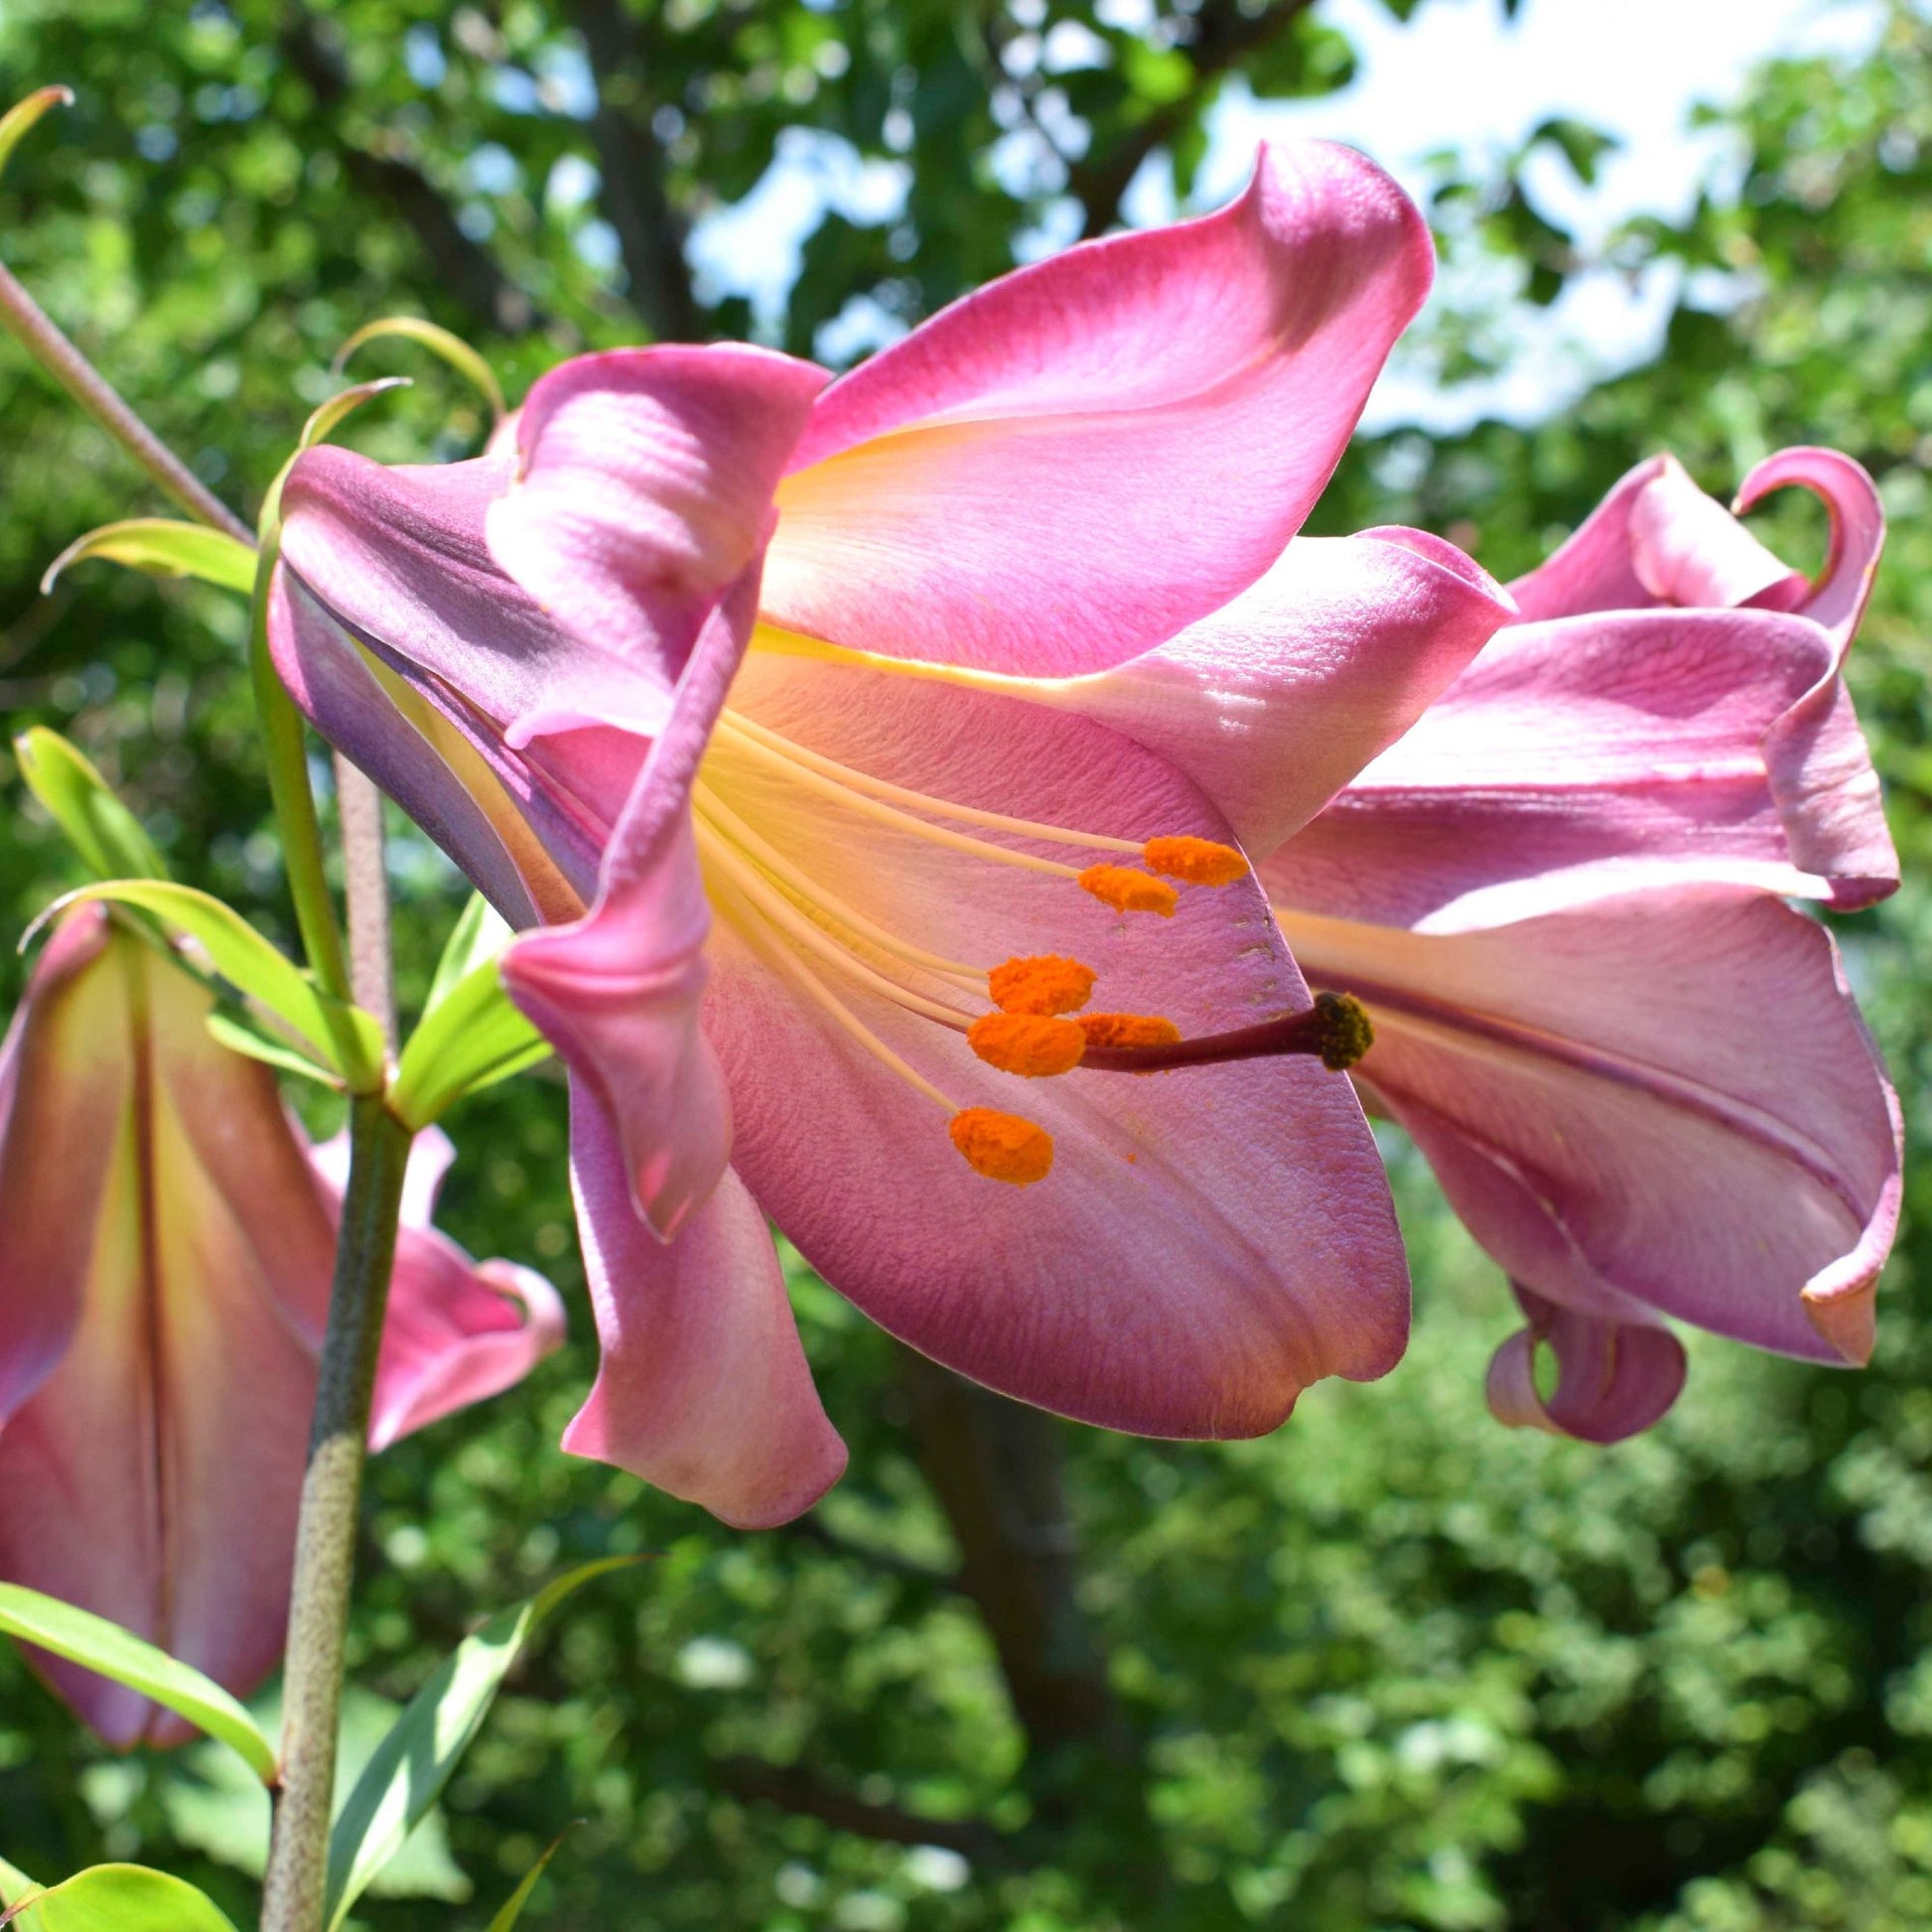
left=280, top=6, right=541, bottom=336
left=714, top=1757, right=1012, bottom=1863
left=571, top=0, right=705, bottom=341
left=1069, top=0, right=1317, bottom=236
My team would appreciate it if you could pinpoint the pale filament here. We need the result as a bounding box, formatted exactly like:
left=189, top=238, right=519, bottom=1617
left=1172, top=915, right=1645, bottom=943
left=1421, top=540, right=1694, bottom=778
left=704, top=855, right=958, bottom=1115
left=692, top=810, right=977, bottom=1032
left=715, top=712, right=1149, bottom=855
left=691, top=779, right=985, bottom=991
left=706, top=715, right=1092, bottom=879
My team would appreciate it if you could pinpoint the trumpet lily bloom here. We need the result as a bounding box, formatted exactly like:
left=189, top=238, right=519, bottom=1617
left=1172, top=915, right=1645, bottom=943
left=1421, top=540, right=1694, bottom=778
left=0, top=909, right=564, bottom=1746
left=270, top=142, right=1517, bottom=1526
left=1262, top=450, right=1901, bottom=1440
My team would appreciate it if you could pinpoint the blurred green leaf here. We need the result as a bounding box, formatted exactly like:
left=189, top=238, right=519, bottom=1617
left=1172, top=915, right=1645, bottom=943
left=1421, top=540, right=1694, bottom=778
left=323, top=1560, right=637, bottom=1931
left=1, top=1864, right=237, bottom=1931
left=39, top=519, right=256, bottom=597
left=335, top=317, right=507, bottom=421
left=0, top=84, right=69, bottom=187
left=0, top=1586, right=276, bottom=1785
left=15, top=728, right=169, bottom=882
left=40, top=880, right=383, bottom=1089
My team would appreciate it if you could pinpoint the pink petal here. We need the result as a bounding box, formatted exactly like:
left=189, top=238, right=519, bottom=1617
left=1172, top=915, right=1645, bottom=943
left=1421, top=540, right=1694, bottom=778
left=484, top=343, right=826, bottom=738
left=502, top=575, right=765, bottom=1238
left=1032, top=529, right=1512, bottom=858
left=269, top=569, right=591, bottom=926
left=0, top=932, right=337, bottom=1746
left=0, top=910, right=120, bottom=1428
left=1628, top=454, right=1811, bottom=611
left=561, top=1085, right=846, bottom=1528
left=762, top=142, right=1433, bottom=676
left=1735, top=446, right=1884, bottom=653
left=279, top=448, right=676, bottom=748
left=1735, top=449, right=1896, bottom=903
left=1508, top=454, right=1806, bottom=622
left=1280, top=888, right=1900, bottom=1367
left=704, top=656, right=1409, bottom=1435
left=1264, top=604, right=1891, bottom=929
left=1485, top=1289, right=1688, bottom=1443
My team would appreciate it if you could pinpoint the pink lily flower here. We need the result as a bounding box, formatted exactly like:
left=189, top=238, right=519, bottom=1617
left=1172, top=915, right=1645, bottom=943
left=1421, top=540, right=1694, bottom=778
left=1261, top=449, right=1901, bottom=1441
left=0, top=908, right=564, bottom=1747
left=268, top=143, right=1516, bottom=1527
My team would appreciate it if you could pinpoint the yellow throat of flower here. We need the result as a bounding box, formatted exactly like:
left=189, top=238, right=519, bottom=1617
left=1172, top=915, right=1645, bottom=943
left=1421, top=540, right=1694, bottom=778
left=692, top=705, right=1361, bottom=1187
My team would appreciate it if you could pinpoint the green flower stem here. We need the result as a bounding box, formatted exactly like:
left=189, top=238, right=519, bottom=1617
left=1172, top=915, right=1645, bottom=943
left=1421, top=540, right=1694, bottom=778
left=334, top=753, right=396, bottom=1051
left=247, top=529, right=355, bottom=1018
left=0, top=257, right=250, bottom=542
left=259, top=1094, right=413, bottom=1932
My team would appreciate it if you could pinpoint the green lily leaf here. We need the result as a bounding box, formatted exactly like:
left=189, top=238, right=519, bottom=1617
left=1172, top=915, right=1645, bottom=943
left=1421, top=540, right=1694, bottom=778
left=0, top=1865, right=237, bottom=1932
left=392, top=947, right=549, bottom=1130
left=39, top=519, right=256, bottom=598
left=424, top=893, right=510, bottom=1014
left=0, top=85, right=69, bottom=187
left=36, top=881, right=384, bottom=1093
left=14, top=729, right=170, bottom=883
left=299, top=376, right=411, bottom=452
left=0, top=1584, right=278, bottom=1785
left=203, top=1010, right=343, bottom=1090
left=324, top=1559, right=637, bottom=1931
left=484, top=1826, right=578, bottom=1932
left=333, top=316, right=507, bottom=421
left=0, top=1852, right=39, bottom=1914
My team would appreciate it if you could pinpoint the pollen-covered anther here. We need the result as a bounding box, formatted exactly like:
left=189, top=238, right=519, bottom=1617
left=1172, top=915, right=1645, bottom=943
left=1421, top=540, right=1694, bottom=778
left=1078, top=864, right=1178, bottom=917
left=968, top=1012, right=1087, bottom=1077
left=1077, top=1013, right=1181, bottom=1049
left=950, top=1107, right=1055, bottom=1184
left=1142, top=835, right=1249, bottom=887
left=988, top=953, right=1096, bottom=1016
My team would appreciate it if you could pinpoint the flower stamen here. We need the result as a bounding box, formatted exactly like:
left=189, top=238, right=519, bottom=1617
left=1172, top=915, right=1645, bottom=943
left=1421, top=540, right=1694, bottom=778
left=1078, top=865, right=1178, bottom=917
left=1143, top=836, right=1249, bottom=886
left=949, top=1108, right=1055, bottom=1184
left=967, top=1012, right=1086, bottom=1077
left=988, top=954, right=1096, bottom=1016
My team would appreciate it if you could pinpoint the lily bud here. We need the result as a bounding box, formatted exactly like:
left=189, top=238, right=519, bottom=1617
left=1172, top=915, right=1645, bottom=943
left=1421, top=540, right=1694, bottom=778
left=0, top=909, right=563, bottom=1746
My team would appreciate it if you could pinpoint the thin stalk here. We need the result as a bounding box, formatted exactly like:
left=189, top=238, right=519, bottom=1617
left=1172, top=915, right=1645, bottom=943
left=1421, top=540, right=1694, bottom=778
left=259, top=1095, right=413, bottom=1932
left=246, top=532, right=354, bottom=1013
left=334, top=754, right=395, bottom=1051
left=0, top=258, right=250, bottom=541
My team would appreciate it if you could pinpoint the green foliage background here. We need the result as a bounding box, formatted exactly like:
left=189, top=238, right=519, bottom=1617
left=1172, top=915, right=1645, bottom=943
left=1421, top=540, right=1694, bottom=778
left=0, top=1, right=1928, bottom=1926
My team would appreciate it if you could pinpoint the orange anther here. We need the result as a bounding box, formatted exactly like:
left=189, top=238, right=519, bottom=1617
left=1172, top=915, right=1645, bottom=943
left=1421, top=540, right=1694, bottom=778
left=949, top=1108, right=1054, bottom=1185
left=1078, top=864, right=1177, bottom=917
left=968, top=1013, right=1087, bottom=1077
left=988, top=953, right=1096, bottom=1016
left=1143, top=835, right=1249, bottom=887
left=1077, top=1013, right=1181, bottom=1049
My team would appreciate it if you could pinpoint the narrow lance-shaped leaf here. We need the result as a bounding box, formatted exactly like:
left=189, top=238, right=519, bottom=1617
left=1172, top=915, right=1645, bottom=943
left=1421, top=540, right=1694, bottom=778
left=0, top=1852, right=40, bottom=1916
left=484, top=1827, right=579, bottom=1932
left=40, top=520, right=257, bottom=598
left=0, top=1584, right=278, bottom=1784
left=0, top=1866, right=238, bottom=1932
left=425, top=893, right=512, bottom=1013
left=0, top=85, right=69, bottom=186
left=334, top=316, right=507, bottom=420
left=14, top=730, right=169, bottom=882
left=392, top=950, right=550, bottom=1130
left=299, top=376, right=412, bottom=453
left=324, top=1560, right=637, bottom=1931
left=31, top=882, right=384, bottom=1093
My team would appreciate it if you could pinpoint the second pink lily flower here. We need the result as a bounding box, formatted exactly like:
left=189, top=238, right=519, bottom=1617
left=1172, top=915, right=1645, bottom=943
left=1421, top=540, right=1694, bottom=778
left=1264, top=449, right=1901, bottom=1439
left=271, top=143, right=1517, bottom=1526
